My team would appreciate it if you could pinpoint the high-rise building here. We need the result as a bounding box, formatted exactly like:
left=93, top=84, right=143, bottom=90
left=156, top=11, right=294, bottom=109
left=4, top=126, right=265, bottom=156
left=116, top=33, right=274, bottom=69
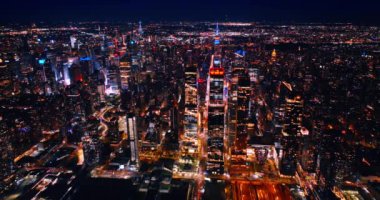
left=127, top=113, right=139, bottom=170
left=70, top=64, right=83, bottom=83
left=119, top=56, right=132, bottom=90
left=142, top=122, right=160, bottom=152
left=64, top=87, right=86, bottom=118
left=299, top=133, right=317, bottom=173
left=270, top=49, right=277, bottom=63
left=184, top=64, right=198, bottom=140
left=82, top=135, right=101, bottom=167
left=318, top=129, right=355, bottom=189
left=63, top=63, right=71, bottom=86
left=280, top=96, right=303, bottom=176
left=166, top=87, right=180, bottom=136
left=70, top=36, right=77, bottom=49
left=138, top=21, right=144, bottom=35
left=206, top=24, right=226, bottom=175
left=97, top=83, right=106, bottom=102
left=282, top=96, right=303, bottom=137
left=105, top=65, right=121, bottom=95
left=235, top=73, right=251, bottom=150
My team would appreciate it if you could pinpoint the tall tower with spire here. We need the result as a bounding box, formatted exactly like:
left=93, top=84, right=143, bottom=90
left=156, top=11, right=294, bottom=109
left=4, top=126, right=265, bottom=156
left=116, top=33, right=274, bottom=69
left=214, top=22, right=221, bottom=53
left=205, top=21, right=226, bottom=175
left=215, top=22, right=219, bottom=36
left=138, top=21, right=143, bottom=35
left=271, top=49, right=277, bottom=63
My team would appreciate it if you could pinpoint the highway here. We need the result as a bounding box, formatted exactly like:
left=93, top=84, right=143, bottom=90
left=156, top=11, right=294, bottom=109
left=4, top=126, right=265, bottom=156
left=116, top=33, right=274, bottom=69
left=95, top=106, right=113, bottom=138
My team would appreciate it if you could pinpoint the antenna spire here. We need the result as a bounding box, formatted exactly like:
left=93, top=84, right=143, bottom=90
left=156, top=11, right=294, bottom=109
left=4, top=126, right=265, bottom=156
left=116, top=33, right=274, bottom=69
left=215, top=22, right=219, bottom=35
left=138, top=21, right=143, bottom=35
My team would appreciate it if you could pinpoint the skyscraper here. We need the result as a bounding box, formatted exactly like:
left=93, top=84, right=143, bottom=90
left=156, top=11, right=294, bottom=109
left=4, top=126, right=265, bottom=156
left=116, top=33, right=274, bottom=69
left=206, top=24, right=226, bottom=175
left=119, top=55, right=132, bottom=90
left=235, top=72, right=251, bottom=150
left=138, top=21, right=144, bottom=35
left=105, top=65, right=121, bottom=95
left=280, top=96, right=303, bottom=176
left=70, top=35, right=77, bottom=49
left=127, top=113, right=139, bottom=171
left=184, top=64, right=198, bottom=140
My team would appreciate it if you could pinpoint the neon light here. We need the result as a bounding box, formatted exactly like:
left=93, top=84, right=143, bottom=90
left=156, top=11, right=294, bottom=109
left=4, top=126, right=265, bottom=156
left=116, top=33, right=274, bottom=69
left=80, top=57, right=91, bottom=61
left=210, top=68, right=224, bottom=76
left=38, top=59, right=46, bottom=65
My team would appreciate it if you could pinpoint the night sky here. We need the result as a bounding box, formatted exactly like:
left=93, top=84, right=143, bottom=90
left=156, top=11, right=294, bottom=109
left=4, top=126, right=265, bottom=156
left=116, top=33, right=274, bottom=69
left=2, top=0, right=380, bottom=24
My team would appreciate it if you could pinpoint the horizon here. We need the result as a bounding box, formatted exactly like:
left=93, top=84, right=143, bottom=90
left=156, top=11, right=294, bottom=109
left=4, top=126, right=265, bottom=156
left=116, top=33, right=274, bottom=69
left=2, top=0, right=380, bottom=25
left=1, top=20, right=379, bottom=27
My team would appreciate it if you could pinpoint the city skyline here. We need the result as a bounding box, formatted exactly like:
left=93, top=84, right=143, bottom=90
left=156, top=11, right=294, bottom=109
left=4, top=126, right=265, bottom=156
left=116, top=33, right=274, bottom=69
left=2, top=0, right=380, bottom=24
left=0, top=2, right=380, bottom=200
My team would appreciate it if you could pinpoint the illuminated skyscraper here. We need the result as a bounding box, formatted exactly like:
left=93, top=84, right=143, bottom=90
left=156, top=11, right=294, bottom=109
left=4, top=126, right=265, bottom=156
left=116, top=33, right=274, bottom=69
left=70, top=35, right=77, bottom=49
left=119, top=56, right=132, bottom=90
left=127, top=113, right=139, bottom=171
left=282, top=96, right=303, bottom=137
left=105, top=65, right=121, bottom=95
left=138, top=21, right=143, bottom=35
left=235, top=73, right=251, bottom=150
left=179, top=62, right=199, bottom=161
left=206, top=24, right=226, bottom=175
left=62, top=63, right=71, bottom=86
left=280, top=96, right=303, bottom=176
left=184, top=64, right=198, bottom=140
left=271, top=49, right=277, bottom=63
